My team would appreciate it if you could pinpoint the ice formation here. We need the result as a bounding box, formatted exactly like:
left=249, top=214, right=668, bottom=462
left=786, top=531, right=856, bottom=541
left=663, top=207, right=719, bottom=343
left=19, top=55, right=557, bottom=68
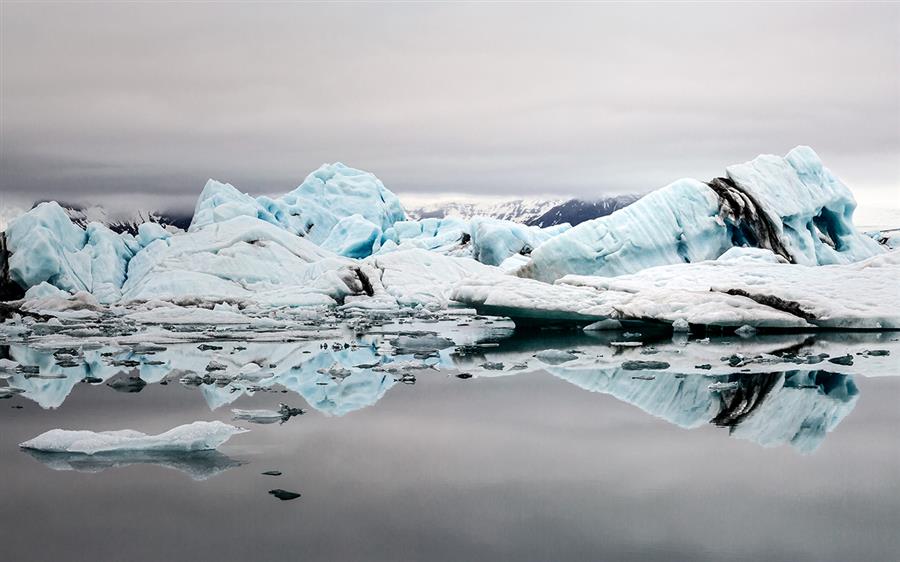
left=1, top=147, right=896, bottom=334
left=520, top=147, right=884, bottom=282
left=190, top=163, right=406, bottom=248
left=19, top=421, right=247, bottom=455
left=454, top=251, right=900, bottom=329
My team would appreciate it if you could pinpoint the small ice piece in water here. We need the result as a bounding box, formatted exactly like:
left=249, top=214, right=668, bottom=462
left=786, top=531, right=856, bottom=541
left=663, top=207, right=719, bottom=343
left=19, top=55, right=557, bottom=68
left=231, top=408, right=283, bottom=424
left=734, top=324, right=757, bottom=338
left=610, top=341, right=643, bottom=347
left=105, top=373, right=147, bottom=393
left=269, top=489, right=301, bottom=501
left=672, top=318, right=690, bottom=333
left=708, top=381, right=740, bottom=392
left=621, top=360, right=670, bottom=371
left=19, top=421, right=247, bottom=455
left=535, top=349, right=578, bottom=365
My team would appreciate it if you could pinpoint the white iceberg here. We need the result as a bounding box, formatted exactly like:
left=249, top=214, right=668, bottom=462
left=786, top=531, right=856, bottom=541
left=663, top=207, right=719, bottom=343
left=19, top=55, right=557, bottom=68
left=453, top=251, right=900, bottom=329
left=19, top=421, right=247, bottom=455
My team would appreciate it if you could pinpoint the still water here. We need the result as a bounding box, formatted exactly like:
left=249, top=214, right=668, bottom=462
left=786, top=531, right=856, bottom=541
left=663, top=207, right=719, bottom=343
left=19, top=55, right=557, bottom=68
left=1, top=324, right=898, bottom=561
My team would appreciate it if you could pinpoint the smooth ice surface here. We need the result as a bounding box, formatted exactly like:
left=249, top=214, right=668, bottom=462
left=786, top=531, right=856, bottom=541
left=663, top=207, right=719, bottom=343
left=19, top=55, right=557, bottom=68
left=19, top=421, right=247, bottom=455
left=520, top=179, right=730, bottom=282
left=320, top=214, right=383, bottom=258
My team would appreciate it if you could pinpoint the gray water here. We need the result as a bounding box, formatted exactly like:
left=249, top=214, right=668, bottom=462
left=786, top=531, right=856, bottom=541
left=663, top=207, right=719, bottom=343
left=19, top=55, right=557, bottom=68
left=1, top=328, right=898, bottom=561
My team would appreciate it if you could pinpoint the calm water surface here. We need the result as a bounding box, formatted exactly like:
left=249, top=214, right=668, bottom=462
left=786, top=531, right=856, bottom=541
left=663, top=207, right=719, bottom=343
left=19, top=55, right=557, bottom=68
left=1, top=329, right=898, bottom=562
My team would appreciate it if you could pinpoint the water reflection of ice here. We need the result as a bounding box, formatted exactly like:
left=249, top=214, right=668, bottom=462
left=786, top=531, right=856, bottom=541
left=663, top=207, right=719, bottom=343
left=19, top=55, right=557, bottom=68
left=22, top=449, right=246, bottom=481
left=2, top=317, right=896, bottom=452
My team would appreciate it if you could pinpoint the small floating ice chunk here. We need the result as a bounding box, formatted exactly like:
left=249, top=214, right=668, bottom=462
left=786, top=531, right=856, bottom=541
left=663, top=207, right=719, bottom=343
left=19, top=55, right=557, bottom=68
left=232, top=408, right=282, bottom=424
left=19, top=421, right=247, bottom=455
left=535, top=349, right=578, bottom=364
left=734, top=324, right=757, bottom=338
left=708, top=381, right=740, bottom=392
left=672, top=318, right=690, bottom=333
left=610, top=341, right=643, bottom=347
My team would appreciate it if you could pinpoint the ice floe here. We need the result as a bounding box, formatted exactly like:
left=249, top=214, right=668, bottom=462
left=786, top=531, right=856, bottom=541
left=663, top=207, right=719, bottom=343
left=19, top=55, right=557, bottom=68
left=19, top=421, right=247, bottom=454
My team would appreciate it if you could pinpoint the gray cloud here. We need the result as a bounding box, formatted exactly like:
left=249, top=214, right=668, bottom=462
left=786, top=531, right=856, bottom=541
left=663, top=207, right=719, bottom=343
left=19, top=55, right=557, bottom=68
left=1, top=3, right=898, bottom=213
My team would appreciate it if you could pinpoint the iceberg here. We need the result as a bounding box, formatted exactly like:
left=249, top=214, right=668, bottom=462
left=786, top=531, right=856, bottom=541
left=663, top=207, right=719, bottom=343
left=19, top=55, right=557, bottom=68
left=120, top=216, right=369, bottom=306
left=469, top=217, right=570, bottom=266
left=19, top=421, right=247, bottom=454
left=520, top=147, right=883, bottom=282
left=190, top=163, right=406, bottom=251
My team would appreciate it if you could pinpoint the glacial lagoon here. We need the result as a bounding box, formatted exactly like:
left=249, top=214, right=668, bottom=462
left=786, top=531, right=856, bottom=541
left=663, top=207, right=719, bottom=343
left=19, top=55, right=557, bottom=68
left=1, top=314, right=898, bottom=561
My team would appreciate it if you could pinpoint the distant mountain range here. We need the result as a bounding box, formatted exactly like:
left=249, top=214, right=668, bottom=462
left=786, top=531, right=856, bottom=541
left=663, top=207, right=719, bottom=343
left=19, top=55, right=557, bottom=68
left=526, top=195, right=641, bottom=227
left=405, top=195, right=641, bottom=227
left=17, top=194, right=642, bottom=237
left=33, top=202, right=193, bottom=235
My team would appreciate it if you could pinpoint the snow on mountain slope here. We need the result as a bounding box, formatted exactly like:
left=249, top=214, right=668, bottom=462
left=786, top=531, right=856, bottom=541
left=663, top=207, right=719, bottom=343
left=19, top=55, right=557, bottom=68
left=404, top=195, right=642, bottom=227
left=36, top=202, right=192, bottom=235
left=527, top=195, right=641, bottom=227
left=404, top=197, right=565, bottom=224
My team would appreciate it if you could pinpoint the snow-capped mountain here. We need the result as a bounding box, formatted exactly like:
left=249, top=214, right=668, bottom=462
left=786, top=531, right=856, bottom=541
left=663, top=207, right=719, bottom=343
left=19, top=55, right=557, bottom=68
left=36, top=202, right=193, bottom=234
left=405, top=198, right=566, bottom=224
left=404, top=195, right=641, bottom=226
left=526, top=195, right=641, bottom=227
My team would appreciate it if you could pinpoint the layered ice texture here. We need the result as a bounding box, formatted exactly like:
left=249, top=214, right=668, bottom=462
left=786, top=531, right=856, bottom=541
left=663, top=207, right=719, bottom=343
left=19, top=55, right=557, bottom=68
left=3, top=147, right=896, bottom=331
left=520, top=146, right=884, bottom=282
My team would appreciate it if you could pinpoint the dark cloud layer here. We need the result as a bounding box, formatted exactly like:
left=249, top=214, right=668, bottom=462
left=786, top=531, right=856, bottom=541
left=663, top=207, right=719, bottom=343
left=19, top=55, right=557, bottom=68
left=1, top=3, right=898, bottom=212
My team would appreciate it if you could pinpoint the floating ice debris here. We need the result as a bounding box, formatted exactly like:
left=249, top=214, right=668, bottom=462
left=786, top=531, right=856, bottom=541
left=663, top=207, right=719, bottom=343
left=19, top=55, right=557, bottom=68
left=621, top=360, right=670, bottom=371
left=261, top=470, right=282, bottom=476
left=231, top=408, right=283, bottom=424
left=610, top=341, right=643, bottom=348
left=389, top=335, right=455, bottom=355
left=19, top=421, right=248, bottom=455
left=535, top=349, right=578, bottom=364
left=828, top=354, right=854, bottom=366
left=735, top=324, right=757, bottom=338
left=268, top=489, right=301, bottom=501
left=708, top=381, right=740, bottom=392
left=672, top=318, right=690, bottom=332
left=231, top=403, right=304, bottom=424
left=105, top=373, right=147, bottom=393
left=480, top=362, right=504, bottom=370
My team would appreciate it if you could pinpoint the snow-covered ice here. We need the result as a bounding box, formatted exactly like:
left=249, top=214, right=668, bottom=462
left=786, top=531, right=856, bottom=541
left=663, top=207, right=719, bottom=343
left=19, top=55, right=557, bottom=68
left=20, top=421, right=247, bottom=454
left=454, top=250, right=900, bottom=329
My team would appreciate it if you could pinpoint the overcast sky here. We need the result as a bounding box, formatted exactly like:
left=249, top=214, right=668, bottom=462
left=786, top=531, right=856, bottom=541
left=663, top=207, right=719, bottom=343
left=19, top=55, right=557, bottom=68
left=1, top=2, right=898, bottom=214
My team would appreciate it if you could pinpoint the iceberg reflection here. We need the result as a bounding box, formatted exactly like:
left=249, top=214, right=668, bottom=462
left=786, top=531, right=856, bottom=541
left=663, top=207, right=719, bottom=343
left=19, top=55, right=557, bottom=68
left=22, top=449, right=246, bottom=481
